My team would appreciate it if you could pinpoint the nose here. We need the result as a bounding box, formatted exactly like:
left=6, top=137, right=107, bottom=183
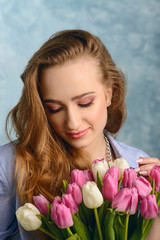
left=65, top=107, right=81, bottom=130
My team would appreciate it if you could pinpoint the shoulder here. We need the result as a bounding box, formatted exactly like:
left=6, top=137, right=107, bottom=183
left=0, top=142, right=21, bottom=239
left=0, top=141, right=16, bottom=163
left=107, top=134, right=149, bottom=168
left=117, top=140, right=149, bottom=157
left=0, top=141, right=16, bottom=194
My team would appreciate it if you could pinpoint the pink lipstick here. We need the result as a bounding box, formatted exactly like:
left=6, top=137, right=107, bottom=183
left=67, top=128, right=89, bottom=139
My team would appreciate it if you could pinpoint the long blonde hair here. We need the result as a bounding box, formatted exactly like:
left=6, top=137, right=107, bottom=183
left=6, top=29, right=126, bottom=204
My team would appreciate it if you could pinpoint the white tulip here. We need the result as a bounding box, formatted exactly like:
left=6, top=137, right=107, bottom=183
left=92, top=159, right=109, bottom=182
left=113, top=158, right=129, bottom=179
left=82, top=181, right=103, bottom=209
left=16, top=203, right=42, bottom=231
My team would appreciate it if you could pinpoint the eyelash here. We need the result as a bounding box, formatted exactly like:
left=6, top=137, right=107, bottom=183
left=78, top=100, right=94, bottom=108
left=47, top=107, right=63, bottom=114
left=47, top=100, right=94, bottom=114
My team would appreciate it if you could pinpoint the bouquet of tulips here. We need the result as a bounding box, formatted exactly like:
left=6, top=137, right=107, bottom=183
left=16, top=158, right=160, bottom=240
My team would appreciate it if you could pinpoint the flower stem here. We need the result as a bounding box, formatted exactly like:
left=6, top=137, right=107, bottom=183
left=67, top=227, right=73, bottom=237
left=94, top=208, right=103, bottom=240
left=142, top=219, right=149, bottom=234
left=118, top=176, right=123, bottom=190
left=39, top=226, right=57, bottom=239
left=124, top=214, right=129, bottom=240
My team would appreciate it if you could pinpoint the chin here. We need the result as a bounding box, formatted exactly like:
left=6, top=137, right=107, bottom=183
left=70, top=143, right=88, bottom=149
left=67, top=139, right=90, bottom=150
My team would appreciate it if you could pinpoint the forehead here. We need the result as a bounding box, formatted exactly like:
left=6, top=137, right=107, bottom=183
left=40, top=57, right=104, bottom=99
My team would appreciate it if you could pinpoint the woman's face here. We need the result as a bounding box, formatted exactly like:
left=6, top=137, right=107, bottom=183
left=40, top=57, right=112, bottom=152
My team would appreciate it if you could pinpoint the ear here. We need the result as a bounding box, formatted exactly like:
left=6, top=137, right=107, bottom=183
left=105, top=87, right=113, bottom=107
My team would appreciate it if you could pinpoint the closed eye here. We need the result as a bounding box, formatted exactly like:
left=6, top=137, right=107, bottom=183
left=47, top=107, right=63, bottom=114
left=45, top=103, right=63, bottom=114
left=78, top=100, right=94, bottom=108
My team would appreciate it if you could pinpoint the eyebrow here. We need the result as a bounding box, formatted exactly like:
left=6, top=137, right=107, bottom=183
left=43, top=91, right=95, bottom=104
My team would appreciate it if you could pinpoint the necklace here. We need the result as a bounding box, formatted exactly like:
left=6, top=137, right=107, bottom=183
left=104, top=136, right=113, bottom=162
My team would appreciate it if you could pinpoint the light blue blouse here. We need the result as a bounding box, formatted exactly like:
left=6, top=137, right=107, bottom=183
left=0, top=135, right=149, bottom=240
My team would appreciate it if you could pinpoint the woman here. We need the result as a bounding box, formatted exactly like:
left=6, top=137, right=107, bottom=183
left=0, top=29, right=159, bottom=239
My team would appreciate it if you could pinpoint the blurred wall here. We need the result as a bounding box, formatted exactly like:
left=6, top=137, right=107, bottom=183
left=0, top=0, right=160, bottom=157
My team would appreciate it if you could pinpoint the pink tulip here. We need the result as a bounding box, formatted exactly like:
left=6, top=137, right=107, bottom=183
left=33, top=194, right=50, bottom=215
left=51, top=203, right=73, bottom=228
left=140, top=194, right=158, bottom=219
left=52, top=196, right=62, bottom=205
left=112, top=188, right=138, bottom=214
left=67, top=183, right=82, bottom=205
left=132, top=176, right=152, bottom=199
left=103, top=166, right=119, bottom=181
left=62, top=193, right=79, bottom=214
left=102, top=166, right=119, bottom=201
left=83, top=169, right=94, bottom=182
left=150, top=165, right=160, bottom=192
left=70, top=169, right=87, bottom=189
left=122, top=168, right=137, bottom=188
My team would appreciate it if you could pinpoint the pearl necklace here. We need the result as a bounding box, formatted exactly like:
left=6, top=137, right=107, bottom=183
left=104, top=136, right=113, bottom=162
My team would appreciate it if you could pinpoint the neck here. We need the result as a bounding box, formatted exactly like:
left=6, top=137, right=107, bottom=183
left=84, top=133, right=107, bottom=161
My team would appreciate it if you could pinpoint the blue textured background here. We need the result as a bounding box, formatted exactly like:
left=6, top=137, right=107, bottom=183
left=0, top=0, right=160, bottom=158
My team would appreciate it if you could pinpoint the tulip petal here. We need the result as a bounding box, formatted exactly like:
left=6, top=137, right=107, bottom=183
left=92, top=159, right=109, bottom=182
left=62, top=193, right=78, bottom=214
left=71, top=169, right=87, bottom=189
left=133, top=176, right=152, bottom=199
left=102, top=166, right=119, bottom=202
left=140, top=194, right=158, bottom=219
left=113, top=158, right=129, bottom=179
left=16, top=204, right=42, bottom=231
left=67, top=183, right=82, bottom=205
left=102, top=174, right=118, bottom=202
left=33, top=194, right=50, bottom=215
left=51, top=203, right=73, bottom=228
left=82, top=181, right=103, bottom=209
left=150, top=165, right=160, bottom=192
left=122, top=168, right=137, bottom=188
left=112, top=188, right=138, bottom=214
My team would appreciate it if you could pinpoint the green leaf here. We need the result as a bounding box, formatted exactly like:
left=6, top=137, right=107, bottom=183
left=103, top=209, right=116, bottom=240
left=66, top=233, right=82, bottom=240
left=94, top=224, right=104, bottom=240
left=63, top=180, right=68, bottom=192
left=114, top=213, right=126, bottom=240
left=93, top=204, right=106, bottom=240
left=118, top=176, right=123, bottom=190
left=72, top=214, right=92, bottom=240
left=93, top=201, right=108, bottom=240
left=97, top=171, right=103, bottom=193
left=40, top=215, right=65, bottom=240
left=79, top=202, right=95, bottom=230
left=46, top=202, right=52, bottom=220
left=156, top=192, right=160, bottom=206
left=93, top=225, right=100, bottom=240
left=98, top=202, right=106, bottom=226
left=77, top=203, right=87, bottom=225
left=48, top=222, right=66, bottom=239
left=39, top=225, right=58, bottom=239
left=128, top=215, right=143, bottom=240
left=141, top=218, right=154, bottom=240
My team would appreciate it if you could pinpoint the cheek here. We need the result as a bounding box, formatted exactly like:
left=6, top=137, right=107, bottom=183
left=47, top=115, right=64, bottom=132
left=88, top=103, right=107, bottom=126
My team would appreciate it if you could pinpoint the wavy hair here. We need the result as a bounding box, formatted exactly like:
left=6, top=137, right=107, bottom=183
left=6, top=29, right=126, bottom=205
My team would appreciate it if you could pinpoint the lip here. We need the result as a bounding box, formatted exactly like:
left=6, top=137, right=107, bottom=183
left=67, top=128, right=89, bottom=139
